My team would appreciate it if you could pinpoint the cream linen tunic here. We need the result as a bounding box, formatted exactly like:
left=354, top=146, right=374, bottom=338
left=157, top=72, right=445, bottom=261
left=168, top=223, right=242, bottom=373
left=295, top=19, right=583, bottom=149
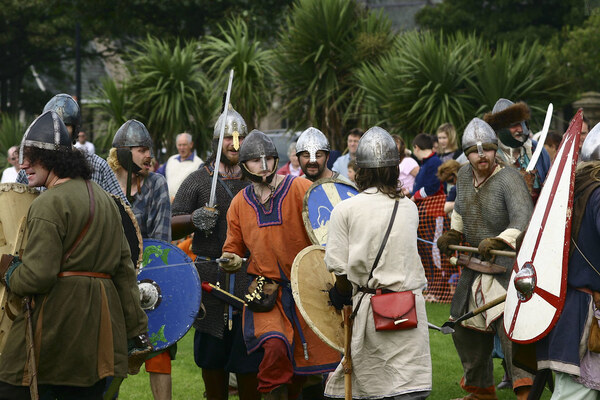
left=324, top=188, right=432, bottom=398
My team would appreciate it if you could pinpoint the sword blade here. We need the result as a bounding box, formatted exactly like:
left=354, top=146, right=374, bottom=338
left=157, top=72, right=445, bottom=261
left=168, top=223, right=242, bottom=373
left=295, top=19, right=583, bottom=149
left=526, top=103, right=553, bottom=172
left=208, top=69, right=234, bottom=208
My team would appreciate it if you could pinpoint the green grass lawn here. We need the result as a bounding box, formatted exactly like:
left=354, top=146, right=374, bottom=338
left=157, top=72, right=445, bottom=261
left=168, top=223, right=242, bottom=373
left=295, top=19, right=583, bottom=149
left=119, top=302, right=552, bottom=399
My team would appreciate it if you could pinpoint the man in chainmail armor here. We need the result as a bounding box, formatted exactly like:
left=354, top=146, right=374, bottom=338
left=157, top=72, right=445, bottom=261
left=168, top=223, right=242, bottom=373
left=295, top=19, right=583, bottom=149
left=437, top=118, right=534, bottom=400
left=171, top=105, right=262, bottom=400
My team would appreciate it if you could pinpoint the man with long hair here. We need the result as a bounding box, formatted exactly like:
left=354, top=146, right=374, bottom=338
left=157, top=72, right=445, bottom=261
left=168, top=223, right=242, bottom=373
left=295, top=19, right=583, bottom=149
left=324, top=126, right=432, bottom=399
left=0, top=111, right=148, bottom=400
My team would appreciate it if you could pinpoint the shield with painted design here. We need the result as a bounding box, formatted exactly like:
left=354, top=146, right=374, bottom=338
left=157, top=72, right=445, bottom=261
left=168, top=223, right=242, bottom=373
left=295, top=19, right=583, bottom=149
left=302, top=178, right=358, bottom=246
left=503, top=109, right=582, bottom=344
left=291, top=245, right=344, bottom=353
left=138, top=239, right=201, bottom=351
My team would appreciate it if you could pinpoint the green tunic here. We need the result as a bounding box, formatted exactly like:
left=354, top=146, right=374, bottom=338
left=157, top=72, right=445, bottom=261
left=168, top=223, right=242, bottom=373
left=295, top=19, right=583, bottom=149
left=0, top=178, right=147, bottom=387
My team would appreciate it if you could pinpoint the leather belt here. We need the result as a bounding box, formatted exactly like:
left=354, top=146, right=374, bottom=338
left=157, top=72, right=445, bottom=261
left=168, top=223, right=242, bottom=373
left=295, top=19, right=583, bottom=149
left=358, top=287, right=395, bottom=294
left=58, top=271, right=111, bottom=279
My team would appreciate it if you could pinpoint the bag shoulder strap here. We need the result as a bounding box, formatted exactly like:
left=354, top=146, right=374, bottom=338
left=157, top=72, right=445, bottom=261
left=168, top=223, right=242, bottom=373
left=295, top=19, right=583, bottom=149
left=367, top=198, right=400, bottom=282
left=62, top=180, right=95, bottom=265
left=351, top=198, right=399, bottom=320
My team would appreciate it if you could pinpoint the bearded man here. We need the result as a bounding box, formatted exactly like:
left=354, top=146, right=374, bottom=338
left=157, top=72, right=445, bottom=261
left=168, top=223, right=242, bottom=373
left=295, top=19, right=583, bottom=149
left=171, top=105, right=262, bottom=400
left=483, top=98, right=551, bottom=202
left=108, top=120, right=172, bottom=400
left=437, top=118, right=534, bottom=400
left=296, top=127, right=352, bottom=184
left=219, top=130, right=340, bottom=399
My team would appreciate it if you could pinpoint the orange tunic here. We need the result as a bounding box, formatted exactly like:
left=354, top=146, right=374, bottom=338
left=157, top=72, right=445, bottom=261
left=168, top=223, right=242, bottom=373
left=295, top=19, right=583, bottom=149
left=223, top=175, right=341, bottom=373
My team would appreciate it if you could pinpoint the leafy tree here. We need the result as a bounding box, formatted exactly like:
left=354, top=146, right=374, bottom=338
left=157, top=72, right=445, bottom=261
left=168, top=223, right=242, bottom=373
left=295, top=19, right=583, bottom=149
left=0, top=113, right=25, bottom=167
left=545, top=9, right=600, bottom=101
left=202, top=17, right=275, bottom=131
left=274, top=0, right=394, bottom=149
left=415, top=0, right=586, bottom=46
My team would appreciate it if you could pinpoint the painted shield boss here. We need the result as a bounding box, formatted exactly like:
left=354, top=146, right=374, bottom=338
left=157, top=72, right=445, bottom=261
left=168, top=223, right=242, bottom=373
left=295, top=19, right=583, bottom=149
left=291, top=245, right=344, bottom=353
left=302, top=178, right=358, bottom=246
left=138, top=239, right=201, bottom=351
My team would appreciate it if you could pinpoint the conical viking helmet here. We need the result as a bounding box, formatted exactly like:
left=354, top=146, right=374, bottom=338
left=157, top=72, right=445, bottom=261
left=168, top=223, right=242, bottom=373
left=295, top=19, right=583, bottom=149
left=492, top=98, right=515, bottom=114
left=580, top=122, right=600, bottom=162
left=112, top=120, right=153, bottom=151
left=19, top=111, right=71, bottom=164
left=355, top=126, right=399, bottom=168
left=214, top=104, right=247, bottom=151
left=43, top=93, right=81, bottom=137
left=239, top=129, right=279, bottom=183
left=296, top=127, right=330, bottom=162
left=462, top=118, right=498, bottom=157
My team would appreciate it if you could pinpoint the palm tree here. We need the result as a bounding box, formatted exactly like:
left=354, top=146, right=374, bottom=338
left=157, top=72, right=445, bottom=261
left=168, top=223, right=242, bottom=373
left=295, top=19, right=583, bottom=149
left=274, top=0, right=394, bottom=149
left=126, top=36, right=219, bottom=154
left=201, top=17, right=275, bottom=131
left=355, top=31, right=482, bottom=136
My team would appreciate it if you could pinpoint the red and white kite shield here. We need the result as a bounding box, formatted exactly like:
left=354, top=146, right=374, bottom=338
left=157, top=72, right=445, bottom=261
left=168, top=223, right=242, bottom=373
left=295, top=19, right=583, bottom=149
left=504, top=109, right=583, bottom=344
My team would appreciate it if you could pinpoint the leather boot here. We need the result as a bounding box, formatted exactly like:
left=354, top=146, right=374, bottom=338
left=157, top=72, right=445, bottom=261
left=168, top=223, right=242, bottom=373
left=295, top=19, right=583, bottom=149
left=264, top=385, right=288, bottom=400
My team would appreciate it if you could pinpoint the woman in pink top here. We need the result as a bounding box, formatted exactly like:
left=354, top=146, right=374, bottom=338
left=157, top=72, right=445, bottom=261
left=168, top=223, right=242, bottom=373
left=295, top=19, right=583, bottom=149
left=392, top=135, right=419, bottom=195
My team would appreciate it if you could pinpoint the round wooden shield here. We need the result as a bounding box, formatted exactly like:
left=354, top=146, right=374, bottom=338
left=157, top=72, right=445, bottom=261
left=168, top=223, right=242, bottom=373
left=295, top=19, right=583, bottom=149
left=302, top=178, right=358, bottom=246
left=291, top=245, right=344, bottom=353
left=138, top=239, right=201, bottom=351
left=0, top=183, right=38, bottom=355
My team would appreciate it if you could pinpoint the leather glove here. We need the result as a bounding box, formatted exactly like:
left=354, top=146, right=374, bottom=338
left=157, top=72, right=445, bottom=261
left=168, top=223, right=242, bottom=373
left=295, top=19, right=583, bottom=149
left=218, top=252, right=243, bottom=273
left=328, top=284, right=352, bottom=311
left=478, top=238, right=509, bottom=260
left=127, top=333, right=153, bottom=375
left=191, top=206, right=219, bottom=233
left=437, top=229, right=463, bottom=256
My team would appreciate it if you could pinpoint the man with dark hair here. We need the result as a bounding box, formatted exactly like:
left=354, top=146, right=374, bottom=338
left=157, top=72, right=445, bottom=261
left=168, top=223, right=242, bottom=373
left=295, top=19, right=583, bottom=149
left=108, top=120, right=172, bottom=400
left=411, top=133, right=443, bottom=201
left=171, top=105, right=262, bottom=400
left=296, top=127, right=352, bottom=184
left=437, top=118, right=533, bottom=400
left=219, top=130, right=340, bottom=399
left=325, top=126, right=432, bottom=399
left=0, top=111, right=149, bottom=400
left=332, top=128, right=363, bottom=178
left=17, top=94, right=128, bottom=204
left=483, top=98, right=551, bottom=202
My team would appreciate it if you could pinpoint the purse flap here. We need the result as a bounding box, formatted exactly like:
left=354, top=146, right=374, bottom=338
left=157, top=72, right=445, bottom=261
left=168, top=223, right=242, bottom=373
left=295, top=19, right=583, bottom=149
left=370, top=291, right=415, bottom=319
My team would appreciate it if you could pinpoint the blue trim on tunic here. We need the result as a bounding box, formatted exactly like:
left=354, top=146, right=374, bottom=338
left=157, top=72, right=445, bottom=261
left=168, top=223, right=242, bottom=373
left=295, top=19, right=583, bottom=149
left=242, top=175, right=295, bottom=227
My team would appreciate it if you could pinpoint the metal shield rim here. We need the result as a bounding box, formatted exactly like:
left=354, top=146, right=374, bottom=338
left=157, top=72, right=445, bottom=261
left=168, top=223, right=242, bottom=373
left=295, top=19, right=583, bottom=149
left=302, top=177, right=358, bottom=246
left=291, top=244, right=344, bottom=353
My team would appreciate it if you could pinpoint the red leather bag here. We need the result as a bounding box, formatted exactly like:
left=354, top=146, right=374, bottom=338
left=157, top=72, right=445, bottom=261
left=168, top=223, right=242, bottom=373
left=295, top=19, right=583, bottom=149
left=370, top=289, right=418, bottom=331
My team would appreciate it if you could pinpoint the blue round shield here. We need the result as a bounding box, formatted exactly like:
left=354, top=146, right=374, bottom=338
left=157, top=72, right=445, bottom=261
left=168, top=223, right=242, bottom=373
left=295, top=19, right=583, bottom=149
left=137, top=239, right=201, bottom=351
left=302, top=178, right=358, bottom=246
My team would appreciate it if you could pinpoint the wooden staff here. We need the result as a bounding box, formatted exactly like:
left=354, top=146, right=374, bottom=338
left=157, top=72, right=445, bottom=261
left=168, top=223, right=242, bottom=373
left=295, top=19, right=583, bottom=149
left=342, top=305, right=353, bottom=400
left=448, top=244, right=516, bottom=258
left=23, top=297, right=38, bottom=400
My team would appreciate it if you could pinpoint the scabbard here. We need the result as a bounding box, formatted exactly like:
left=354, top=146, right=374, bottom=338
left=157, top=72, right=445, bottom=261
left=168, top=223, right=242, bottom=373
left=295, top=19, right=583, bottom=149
left=201, top=282, right=245, bottom=310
